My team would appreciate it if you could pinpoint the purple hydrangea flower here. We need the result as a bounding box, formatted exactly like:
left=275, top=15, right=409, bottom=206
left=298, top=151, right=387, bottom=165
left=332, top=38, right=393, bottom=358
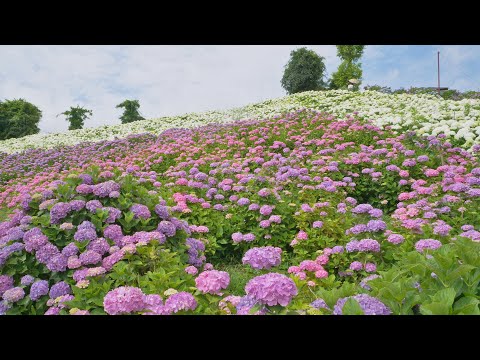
left=259, top=205, right=274, bottom=216
left=49, top=281, right=71, bottom=299
left=79, top=250, right=102, bottom=265
left=331, top=246, right=344, bottom=254
left=0, top=275, right=14, bottom=297
left=93, top=181, right=121, bottom=198
left=195, top=270, right=230, bottom=295
left=349, top=261, right=363, bottom=271
left=236, top=295, right=267, bottom=315
left=333, top=294, right=391, bottom=315
left=245, top=273, right=297, bottom=307
left=366, top=220, right=387, bottom=232
left=30, top=280, right=49, bottom=301
left=103, top=286, right=146, bottom=315
left=360, top=274, right=381, bottom=290
left=242, top=246, right=282, bottom=270
left=164, top=292, right=197, bottom=313
left=130, top=204, right=152, bottom=219
left=157, top=221, right=176, bottom=237
left=415, top=239, right=442, bottom=252
left=154, top=205, right=170, bottom=219
left=86, top=200, right=103, bottom=213
left=62, top=242, right=79, bottom=257
left=3, top=287, right=25, bottom=303
left=310, top=298, right=330, bottom=310
left=46, top=254, right=68, bottom=272
left=35, top=243, right=60, bottom=264
left=50, top=202, right=72, bottom=224
left=20, top=275, right=35, bottom=286
left=387, top=234, right=404, bottom=245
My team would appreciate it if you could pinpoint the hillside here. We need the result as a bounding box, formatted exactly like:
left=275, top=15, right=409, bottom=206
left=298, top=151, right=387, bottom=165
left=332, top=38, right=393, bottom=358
left=1, top=90, right=480, bottom=154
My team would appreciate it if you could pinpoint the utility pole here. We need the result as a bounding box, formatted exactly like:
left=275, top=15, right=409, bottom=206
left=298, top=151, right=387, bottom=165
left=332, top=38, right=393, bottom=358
left=437, top=51, right=440, bottom=96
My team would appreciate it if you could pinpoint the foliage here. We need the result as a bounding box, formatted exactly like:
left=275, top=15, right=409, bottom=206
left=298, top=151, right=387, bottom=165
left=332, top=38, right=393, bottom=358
left=58, top=106, right=93, bottom=130
left=116, top=100, right=145, bottom=124
left=0, top=99, right=42, bottom=140
left=281, top=47, right=327, bottom=95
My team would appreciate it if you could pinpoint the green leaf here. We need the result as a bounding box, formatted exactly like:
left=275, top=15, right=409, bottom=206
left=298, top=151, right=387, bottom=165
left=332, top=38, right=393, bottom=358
left=341, top=298, right=364, bottom=315
left=453, top=296, right=480, bottom=315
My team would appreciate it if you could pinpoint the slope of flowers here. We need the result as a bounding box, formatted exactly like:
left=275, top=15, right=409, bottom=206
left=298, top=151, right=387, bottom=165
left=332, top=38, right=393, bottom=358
left=1, top=109, right=480, bottom=315
left=1, top=90, right=479, bottom=154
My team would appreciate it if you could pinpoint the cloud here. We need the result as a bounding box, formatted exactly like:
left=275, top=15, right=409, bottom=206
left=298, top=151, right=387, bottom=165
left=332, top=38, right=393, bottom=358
left=0, top=45, right=478, bottom=134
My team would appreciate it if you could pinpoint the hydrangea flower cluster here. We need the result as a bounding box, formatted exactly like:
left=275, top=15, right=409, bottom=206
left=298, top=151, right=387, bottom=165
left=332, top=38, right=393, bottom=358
left=242, top=246, right=282, bottom=270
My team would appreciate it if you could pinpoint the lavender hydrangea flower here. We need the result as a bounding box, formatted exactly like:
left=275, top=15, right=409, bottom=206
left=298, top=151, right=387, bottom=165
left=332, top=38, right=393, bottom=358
left=331, top=246, right=344, bottom=254
left=104, top=224, right=124, bottom=246
left=62, top=242, right=79, bottom=257
left=310, top=298, right=330, bottom=310
left=387, top=234, right=405, bottom=245
left=79, top=250, right=102, bottom=265
left=103, top=207, right=122, bottom=223
left=46, top=254, right=68, bottom=272
left=415, top=239, right=442, bottom=252
left=356, top=239, right=381, bottom=252
left=236, top=295, right=267, bottom=315
left=103, top=286, right=146, bottom=315
left=86, top=200, right=103, bottom=213
left=349, top=261, right=363, bottom=271
left=30, top=280, right=49, bottom=301
left=195, top=270, right=230, bottom=295
left=50, top=202, right=72, bottom=224
left=92, top=180, right=121, bottom=198
left=245, top=273, right=297, bottom=307
left=164, top=292, right=197, bottom=313
left=0, top=275, right=14, bottom=297
left=333, top=294, right=391, bottom=315
left=242, top=246, right=282, bottom=270
left=366, top=220, right=387, bottom=232
left=352, top=204, right=374, bottom=214
left=157, top=221, right=176, bottom=237
left=69, top=200, right=86, bottom=211
left=87, top=238, right=110, bottom=256
left=74, top=221, right=97, bottom=243
left=35, top=243, right=60, bottom=264
left=243, top=233, right=256, bottom=242
left=21, top=275, right=35, bottom=286
left=49, top=281, right=71, bottom=299
left=154, top=205, right=170, bottom=219
left=130, top=204, right=152, bottom=219
left=3, top=287, right=25, bottom=303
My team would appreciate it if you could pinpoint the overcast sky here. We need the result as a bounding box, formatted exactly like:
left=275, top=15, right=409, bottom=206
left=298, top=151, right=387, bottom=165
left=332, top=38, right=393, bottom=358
left=0, top=45, right=479, bottom=134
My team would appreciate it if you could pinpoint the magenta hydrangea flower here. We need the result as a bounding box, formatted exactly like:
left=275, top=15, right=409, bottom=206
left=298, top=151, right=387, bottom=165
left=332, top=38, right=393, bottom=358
left=365, top=263, right=377, bottom=272
left=195, top=270, right=230, bottom=295
left=185, top=265, right=198, bottom=275
left=103, top=286, right=146, bottom=315
left=259, top=205, right=273, bottom=216
left=245, top=273, right=297, bottom=307
left=164, top=292, right=197, bottom=313
left=242, top=246, right=282, bottom=270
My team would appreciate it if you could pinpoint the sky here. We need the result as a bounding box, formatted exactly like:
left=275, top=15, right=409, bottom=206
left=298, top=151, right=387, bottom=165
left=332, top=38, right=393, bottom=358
left=0, top=45, right=479, bottom=134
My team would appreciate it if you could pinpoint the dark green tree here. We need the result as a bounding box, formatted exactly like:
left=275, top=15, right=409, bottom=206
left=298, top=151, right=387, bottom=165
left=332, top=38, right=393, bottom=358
left=281, top=48, right=327, bottom=95
left=116, top=99, right=145, bottom=124
left=331, top=45, right=366, bottom=90
left=58, top=106, right=92, bottom=130
left=0, top=99, right=42, bottom=140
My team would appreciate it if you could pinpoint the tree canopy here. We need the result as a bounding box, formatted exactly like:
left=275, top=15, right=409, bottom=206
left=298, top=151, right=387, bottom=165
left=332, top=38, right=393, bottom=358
left=281, top=48, right=327, bottom=95
left=0, top=99, right=42, bottom=140
left=58, top=106, right=93, bottom=130
left=116, top=100, right=145, bottom=124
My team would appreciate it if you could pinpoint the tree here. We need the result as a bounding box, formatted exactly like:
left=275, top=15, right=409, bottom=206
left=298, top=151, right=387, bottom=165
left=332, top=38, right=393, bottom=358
left=58, top=106, right=92, bottom=130
left=330, top=45, right=366, bottom=90
left=0, top=99, right=42, bottom=140
left=281, top=47, right=327, bottom=95
left=116, top=99, right=145, bottom=124
left=336, top=45, right=365, bottom=62
left=331, top=61, right=363, bottom=90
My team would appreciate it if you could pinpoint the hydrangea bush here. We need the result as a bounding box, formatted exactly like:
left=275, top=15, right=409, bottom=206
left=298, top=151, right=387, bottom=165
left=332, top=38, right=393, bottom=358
left=1, top=107, right=480, bottom=315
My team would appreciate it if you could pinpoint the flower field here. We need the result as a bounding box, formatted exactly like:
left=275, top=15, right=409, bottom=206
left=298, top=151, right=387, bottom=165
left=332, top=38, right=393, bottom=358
left=1, top=90, right=480, bottom=154
left=1, top=100, right=480, bottom=315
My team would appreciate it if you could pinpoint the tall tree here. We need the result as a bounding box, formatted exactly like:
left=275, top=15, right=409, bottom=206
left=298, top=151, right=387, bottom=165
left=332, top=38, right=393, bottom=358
left=281, top=48, right=327, bottom=95
left=116, top=99, right=145, bottom=124
left=0, top=99, right=42, bottom=140
left=331, top=45, right=366, bottom=90
left=58, top=106, right=92, bottom=130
